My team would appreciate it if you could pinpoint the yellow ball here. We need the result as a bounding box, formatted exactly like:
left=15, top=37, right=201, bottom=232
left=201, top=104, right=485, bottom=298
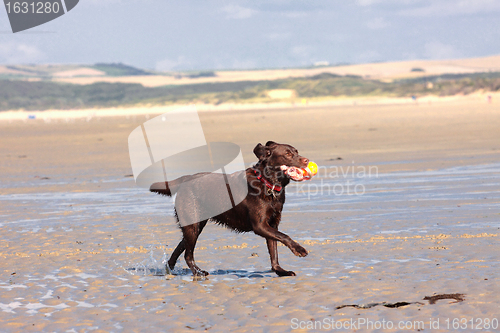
left=306, top=161, right=318, bottom=177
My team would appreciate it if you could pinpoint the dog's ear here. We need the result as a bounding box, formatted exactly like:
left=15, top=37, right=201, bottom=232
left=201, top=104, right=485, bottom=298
left=253, top=143, right=266, bottom=160
left=265, top=141, right=277, bottom=147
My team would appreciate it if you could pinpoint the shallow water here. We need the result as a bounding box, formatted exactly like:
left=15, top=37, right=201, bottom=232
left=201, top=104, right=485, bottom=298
left=0, top=162, right=499, bottom=331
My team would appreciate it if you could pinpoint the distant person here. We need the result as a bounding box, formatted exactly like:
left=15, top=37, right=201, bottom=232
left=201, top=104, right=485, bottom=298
left=488, top=95, right=492, bottom=104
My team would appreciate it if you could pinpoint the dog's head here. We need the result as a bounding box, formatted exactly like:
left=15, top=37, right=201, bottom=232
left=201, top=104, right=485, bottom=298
left=253, top=141, right=309, bottom=170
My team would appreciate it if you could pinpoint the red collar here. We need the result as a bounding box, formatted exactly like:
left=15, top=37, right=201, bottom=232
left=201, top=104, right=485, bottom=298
left=253, top=169, right=282, bottom=192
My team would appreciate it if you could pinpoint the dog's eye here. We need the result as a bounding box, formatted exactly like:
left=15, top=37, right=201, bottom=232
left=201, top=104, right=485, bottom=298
left=286, top=152, right=292, bottom=157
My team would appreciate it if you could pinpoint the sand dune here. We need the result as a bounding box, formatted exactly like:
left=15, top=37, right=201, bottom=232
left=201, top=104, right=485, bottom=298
left=2, top=54, right=499, bottom=87
left=49, top=54, right=500, bottom=87
left=52, top=68, right=106, bottom=78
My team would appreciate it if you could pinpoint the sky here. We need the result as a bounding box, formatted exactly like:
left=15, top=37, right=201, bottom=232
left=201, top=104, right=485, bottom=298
left=0, top=0, right=500, bottom=71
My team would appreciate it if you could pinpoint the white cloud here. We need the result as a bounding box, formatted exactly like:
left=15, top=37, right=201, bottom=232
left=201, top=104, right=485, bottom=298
left=86, top=0, right=122, bottom=4
left=282, top=11, right=308, bottom=18
left=401, top=51, right=419, bottom=60
left=291, top=45, right=313, bottom=59
left=155, top=56, right=189, bottom=71
left=221, top=5, right=257, bottom=19
left=357, top=0, right=419, bottom=6
left=290, top=45, right=320, bottom=66
left=424, top=41, right=461, bottom=59
left=230, top=59, right=258, bottom=69
left=400, top=0, right=500, bottom=16
left=356, top=50, right=382, bottom=63
left=366, top=17, right=389, bottom=30
left=325, top=33, right=348, bottom=43
left=356, top=0, right=382, bottom=6
left=356, top=0, right=500, bottom=17
left=266, top=32, right=291, bottom=41
left=0, top=42, right=43, bottom=63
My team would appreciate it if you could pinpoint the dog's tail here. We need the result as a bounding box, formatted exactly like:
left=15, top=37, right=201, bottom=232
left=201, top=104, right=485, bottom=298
left=149, top=175, right=198, bottom=196
left=150, top=181, right=173, bottom=196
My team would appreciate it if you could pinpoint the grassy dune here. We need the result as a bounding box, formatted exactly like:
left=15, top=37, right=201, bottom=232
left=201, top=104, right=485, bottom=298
left=1, top=71, right=500, bottom=111
left=1, top=55, right=500, bottom=111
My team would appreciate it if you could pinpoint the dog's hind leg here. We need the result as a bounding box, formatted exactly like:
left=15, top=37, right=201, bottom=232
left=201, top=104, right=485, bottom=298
left=182, top=220, right=209, bottom=276
left=167, top=209, right=186, bottom=272
left=167, top=239, right=185, bottom=272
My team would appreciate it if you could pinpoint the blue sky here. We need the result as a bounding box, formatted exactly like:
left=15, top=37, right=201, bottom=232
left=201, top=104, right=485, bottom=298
left=1, top=0, right=500, bottom=71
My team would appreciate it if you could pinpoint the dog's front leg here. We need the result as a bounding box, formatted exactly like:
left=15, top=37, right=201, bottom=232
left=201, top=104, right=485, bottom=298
left=252, top=221, right=308, bottom=258
left=266, top=238, right=297, bottom=276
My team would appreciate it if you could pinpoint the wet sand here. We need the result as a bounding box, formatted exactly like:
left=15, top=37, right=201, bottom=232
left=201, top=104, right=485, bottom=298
left=1, top=99, right=499, bottom=332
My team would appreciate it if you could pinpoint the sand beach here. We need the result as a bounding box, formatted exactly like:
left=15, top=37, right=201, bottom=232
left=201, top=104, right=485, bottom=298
left=0, top=96, right=499, bottom=332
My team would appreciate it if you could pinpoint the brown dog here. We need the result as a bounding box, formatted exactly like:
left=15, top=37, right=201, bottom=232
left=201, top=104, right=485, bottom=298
left=150, top=141, right=309, bottom=277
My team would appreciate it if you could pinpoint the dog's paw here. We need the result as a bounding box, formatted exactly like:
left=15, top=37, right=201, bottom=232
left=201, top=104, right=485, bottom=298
left=274, top=267, right=296, bottom=277
left=193, top=269, right=209, bottom=277
left=167, top=261, right=176, bottom=271
left=291, top=243, right=308, bottom=257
